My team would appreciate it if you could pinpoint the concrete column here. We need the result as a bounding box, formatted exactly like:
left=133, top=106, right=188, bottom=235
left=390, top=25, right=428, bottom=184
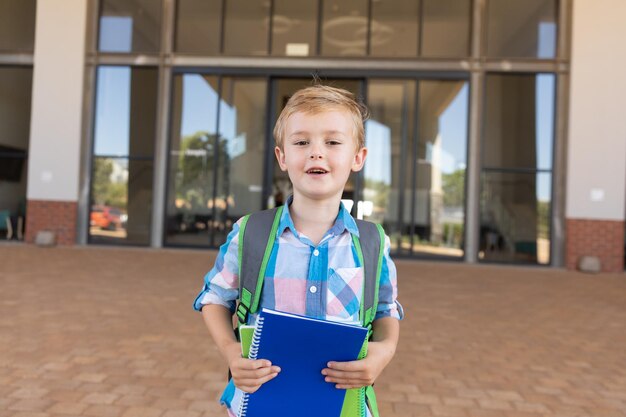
left=566, top=0, right=626, bottom=271
left=25, top=0, right=88, bottom=245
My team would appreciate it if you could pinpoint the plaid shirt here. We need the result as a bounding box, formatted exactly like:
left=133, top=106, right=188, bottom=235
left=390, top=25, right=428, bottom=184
left=193, top=199, right=403, bottom=323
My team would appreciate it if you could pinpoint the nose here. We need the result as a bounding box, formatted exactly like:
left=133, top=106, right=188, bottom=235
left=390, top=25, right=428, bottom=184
left=309, top=143, right=323, bottom=160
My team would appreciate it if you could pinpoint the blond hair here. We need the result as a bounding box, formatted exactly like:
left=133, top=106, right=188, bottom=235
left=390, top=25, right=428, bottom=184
left=273, top=84, right=369, bottom=150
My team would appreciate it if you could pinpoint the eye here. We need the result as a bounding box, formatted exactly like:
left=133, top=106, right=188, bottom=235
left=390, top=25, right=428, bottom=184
left=327, top=139, right=342, bottom=145
left=293, top=140, right=308, bottom=146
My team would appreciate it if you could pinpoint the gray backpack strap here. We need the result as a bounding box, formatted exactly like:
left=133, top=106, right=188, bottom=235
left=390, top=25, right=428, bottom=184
left=354, top=220, right=385, bottom=332
left=236, top=206, right=283, bottom=325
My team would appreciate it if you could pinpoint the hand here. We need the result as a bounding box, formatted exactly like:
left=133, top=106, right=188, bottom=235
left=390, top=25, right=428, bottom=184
left=321, top=341, right=395, bottom=389
left=228, top=356, right=281, bottom=393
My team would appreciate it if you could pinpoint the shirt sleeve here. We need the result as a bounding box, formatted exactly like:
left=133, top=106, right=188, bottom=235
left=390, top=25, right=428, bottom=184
left=374, top=234, right=404, bottom=321
left=192, top=218, right=243, bottom=313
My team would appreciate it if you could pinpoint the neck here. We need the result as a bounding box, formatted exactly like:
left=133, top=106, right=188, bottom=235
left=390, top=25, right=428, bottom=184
left=289, top=192, right=342, bottom=239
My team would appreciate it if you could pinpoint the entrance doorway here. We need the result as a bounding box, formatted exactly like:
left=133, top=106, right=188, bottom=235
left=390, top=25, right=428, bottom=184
left=163, top=72, right=469, bottom=259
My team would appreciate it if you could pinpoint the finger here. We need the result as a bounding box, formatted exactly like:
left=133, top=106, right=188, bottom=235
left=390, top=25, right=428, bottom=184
left=256, top=371, right=279, bottom=385
left=335, top=383, right=366, bottom=390
left=237, top=372, right=279, bottom=389
left=322, top=368, right=363, bottom=379
left=242, top=359, right=273, bottom=369
left=324, top=376, right=368, bottom=385
left=327, top=361, right=364, bottom=372
left=237, top=366, right=280, bottom=380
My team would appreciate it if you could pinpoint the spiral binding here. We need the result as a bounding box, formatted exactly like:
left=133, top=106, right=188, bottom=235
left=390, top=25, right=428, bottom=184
left=238, top=315, right=265, bottom=417
left=359, top=386, right=366, bottom=417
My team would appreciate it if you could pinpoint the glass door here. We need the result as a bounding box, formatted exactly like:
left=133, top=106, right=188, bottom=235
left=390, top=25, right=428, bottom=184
left=364, top=78, right=469, bottom=258
left=165, top=74, right=267, bottom=247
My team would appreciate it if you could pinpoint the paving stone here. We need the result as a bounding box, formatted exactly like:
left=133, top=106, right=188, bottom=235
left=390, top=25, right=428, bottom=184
left=75, top=373, right=108, bottom=383
left=46, top=402, right=89, bottom=415
left=9, top=388, right=49, bottom=400
left=162, top=411, right=200, bottom=417
left=11, top=412, right=50, bottom=417
left=120, top=407, right=163, bottom=417
left=83, top=405, right=123, bottom=417
left=81, top=393, right=119, bottom=405
left=114, top=396, right=156, bottom=407
left=8, top=399, right=54, bottom=412
left=1, top=245, right=626, bottom=417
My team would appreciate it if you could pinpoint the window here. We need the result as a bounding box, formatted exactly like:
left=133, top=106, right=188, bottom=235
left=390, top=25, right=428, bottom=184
left=370, top=0, right=419, bottom=57
left=321, top=0, right=368, bottom=56
left=414, top=80, right=468, bottom=257
left=480, top=73, right=555, bottom=264
left=223, top=0, right=270, bottom=55
left=365, top=79, right=469, bottom=258
left=487, top=0, right=557, bottom=58
left=0, top=0, right=36, bottom=52
left=271, top=0, right=318, bottom=56
left=421, top=0, right=471, bottom=57
left=175, top=0, right=222, bottom=54
left=166, top=74, right=267, bottom=247
left=365, top=80, right=416, bottom=252
left=90, top=66, right=159, bottom=245
left=0, top=67, right=33, bottom=235
left=98, top=0, right=162, bottom=53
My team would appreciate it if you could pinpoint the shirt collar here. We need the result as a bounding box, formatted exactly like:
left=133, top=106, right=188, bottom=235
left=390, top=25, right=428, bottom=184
left=276, top=195, right=360, bottom=239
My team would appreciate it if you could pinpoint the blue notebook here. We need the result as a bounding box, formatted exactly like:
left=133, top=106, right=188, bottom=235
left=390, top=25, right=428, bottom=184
left=239, top=308, right=368, bottom=417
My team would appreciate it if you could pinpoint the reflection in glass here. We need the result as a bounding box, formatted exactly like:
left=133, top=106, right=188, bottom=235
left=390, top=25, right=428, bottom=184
left=480, top=172, right=551, bottom=264
left=365, top=80, right=416, bottom=253
left=370, top=0, right=419, bottom=57
left=93, top=67, right=158, bottom=158
left=223, top=0, right=270, bottom=55
left=165, top=74, right=219, bottom=246
left=90, top=66, right=157, bottom=246
left=89, top=158, right=153, bottom=245
left=487, top=0, right=557, bottom=58
left=483, top=74, right=555, bottom=170
left=175, top=0, right=222, bottom=54
left=99, top=0, right=161, bottom=53
left=214, top=78, right=267, bottom=245
left=272, top=0, right=318, bottom=56
left=322, top=0, right=368, bottom=56
left=414, top=81, right=468, bottom=257
left=0, top=67, right=32, bottom=228
left=0, top=0, right=36, bottom=52
left=421, top=0, right=471, bottom=57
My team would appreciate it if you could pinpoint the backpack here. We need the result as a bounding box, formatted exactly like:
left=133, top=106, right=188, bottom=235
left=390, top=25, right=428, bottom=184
left=234, top=206, right=383, bottom=417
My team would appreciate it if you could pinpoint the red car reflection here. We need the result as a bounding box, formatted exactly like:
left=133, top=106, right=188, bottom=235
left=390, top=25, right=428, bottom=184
left=90, top=205, right=126, bottom=230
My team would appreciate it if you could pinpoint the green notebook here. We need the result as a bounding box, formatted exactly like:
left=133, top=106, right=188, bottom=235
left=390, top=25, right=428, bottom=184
left=239, top=325, right=255, bottom=358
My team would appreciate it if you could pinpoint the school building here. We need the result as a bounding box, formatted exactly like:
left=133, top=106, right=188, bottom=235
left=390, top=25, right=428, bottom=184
left=0, top=0, right=624, bottom=271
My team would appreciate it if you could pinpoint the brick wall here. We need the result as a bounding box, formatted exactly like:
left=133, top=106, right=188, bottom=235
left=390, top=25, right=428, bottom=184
left=25, top=200, right=78, bottom=245
left=566, top=218, right=625, bottom=272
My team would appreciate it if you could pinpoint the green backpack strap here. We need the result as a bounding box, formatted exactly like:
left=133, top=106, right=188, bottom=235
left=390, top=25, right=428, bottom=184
left=235, top=206, right=283, bottom=326
left=353, top=220, right=385, bottom=332
left=342, top=220, right=385, bottom=417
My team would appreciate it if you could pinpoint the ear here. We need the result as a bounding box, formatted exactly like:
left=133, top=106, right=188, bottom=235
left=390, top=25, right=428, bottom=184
left=351, top=147, right=367, bottom=172
left=275, top=146, right=288, bottom=171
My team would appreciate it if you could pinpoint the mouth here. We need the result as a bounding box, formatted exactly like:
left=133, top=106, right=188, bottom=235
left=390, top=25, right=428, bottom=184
left=306, top=168, right=329, bottom=175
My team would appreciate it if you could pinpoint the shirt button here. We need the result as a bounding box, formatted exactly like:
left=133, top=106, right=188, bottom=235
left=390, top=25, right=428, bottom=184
left=313, top=249, right=319, bottom=256
left=309, top=285, right=318, bottom=294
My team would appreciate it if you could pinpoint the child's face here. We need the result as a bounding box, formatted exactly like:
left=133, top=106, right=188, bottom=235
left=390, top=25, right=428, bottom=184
left=275, top=110, right=367, bottom=203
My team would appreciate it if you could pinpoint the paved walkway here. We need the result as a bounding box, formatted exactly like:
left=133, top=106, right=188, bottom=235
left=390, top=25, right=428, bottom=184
left=1, top=244, right=625, bottom=417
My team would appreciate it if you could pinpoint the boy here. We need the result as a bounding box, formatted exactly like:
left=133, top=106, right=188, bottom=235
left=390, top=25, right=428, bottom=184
left=193, top=84, right=403, bottom=416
